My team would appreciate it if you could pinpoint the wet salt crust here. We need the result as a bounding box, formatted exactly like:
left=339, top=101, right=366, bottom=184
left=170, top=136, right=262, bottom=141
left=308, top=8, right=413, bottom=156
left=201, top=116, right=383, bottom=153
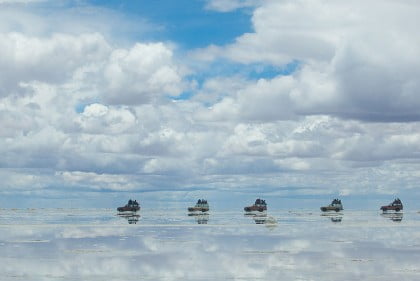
left=0, top=209, right=419, bottom=280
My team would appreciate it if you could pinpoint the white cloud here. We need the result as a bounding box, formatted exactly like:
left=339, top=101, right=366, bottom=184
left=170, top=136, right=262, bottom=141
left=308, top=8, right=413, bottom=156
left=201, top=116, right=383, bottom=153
left=196, top=0, right=420, bottom=121
left=76, top=103, right=136, bottom=135
left=1, top=0, right=420, bottom=201
left=82, top=103, right=108, bottom=117
left=193, top=76, right=252, bottom=105
left=103, top=43, right=185, bottom=105
left=205, top=0, right=262, bottom=12
left=237, top=76, right=297, bottom=121
left=59, top=171, right=139, bottom=191
left=0, top=32, right=110, bottom=96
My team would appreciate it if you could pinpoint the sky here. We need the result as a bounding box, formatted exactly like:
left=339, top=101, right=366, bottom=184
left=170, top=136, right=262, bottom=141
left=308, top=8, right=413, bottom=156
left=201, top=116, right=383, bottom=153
left=1, top=0, right=420, bottom=207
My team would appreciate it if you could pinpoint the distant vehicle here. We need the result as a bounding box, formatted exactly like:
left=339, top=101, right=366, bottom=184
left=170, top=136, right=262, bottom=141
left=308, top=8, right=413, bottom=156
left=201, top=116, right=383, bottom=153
left=320, top=199, right=343, bottom=212
left=244, top=198, right=267, bottom=212
left=188, top=199, right=209, bottom=212
left=380, top=198, right=403, bottom=212
left=117, top=199, right=140, bottom=212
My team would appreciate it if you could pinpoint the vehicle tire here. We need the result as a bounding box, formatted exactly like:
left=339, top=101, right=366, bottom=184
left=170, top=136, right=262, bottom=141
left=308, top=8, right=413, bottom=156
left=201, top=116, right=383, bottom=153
left=395, top=208, right=400, bottom=212
left=335, top=208, right=340, bottom=212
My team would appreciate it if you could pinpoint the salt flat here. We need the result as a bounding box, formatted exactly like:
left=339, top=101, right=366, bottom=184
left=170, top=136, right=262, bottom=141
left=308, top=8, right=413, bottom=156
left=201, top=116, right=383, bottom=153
left=1, top=208, right=419, bottom=280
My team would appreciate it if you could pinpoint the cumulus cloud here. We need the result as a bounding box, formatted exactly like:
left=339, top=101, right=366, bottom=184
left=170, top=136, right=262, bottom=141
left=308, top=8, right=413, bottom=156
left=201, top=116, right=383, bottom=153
left=76, top=103, right=136, bottom=135
left=1, top=0, right=420, bottom=201
left=103, top=43, right=185, bottom=105
left=0, top=32, right=110, bottom=97
left=196, top=0, right=420, bottom=121
left=59, top=171, right=139, bottom=191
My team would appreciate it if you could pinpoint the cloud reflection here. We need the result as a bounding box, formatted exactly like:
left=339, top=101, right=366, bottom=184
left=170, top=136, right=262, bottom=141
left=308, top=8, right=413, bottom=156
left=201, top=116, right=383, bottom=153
left=0, top=210, right=420, bottom=280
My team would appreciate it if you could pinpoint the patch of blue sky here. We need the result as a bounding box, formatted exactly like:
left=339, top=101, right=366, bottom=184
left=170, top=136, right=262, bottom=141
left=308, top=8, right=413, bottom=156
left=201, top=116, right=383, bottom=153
left=170, top=91, right=195, bottom=101
left=74, top=103, right=86, bottom=113
left=85, top=0, right=252, bottom=48
left=249, top=60, right=301, bottom=79
left=171, top=60, right=301, bottom=101
left=194, top=59, right=300, bottom=81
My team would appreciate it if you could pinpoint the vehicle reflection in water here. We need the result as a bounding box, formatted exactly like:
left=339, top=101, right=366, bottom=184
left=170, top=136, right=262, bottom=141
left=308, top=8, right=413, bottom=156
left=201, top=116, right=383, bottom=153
left=381, top=212, right=403, bottom=222
left=321, top=213, right=343, bottom=223
left=247, top=213, right=277, bottom=228
left=188, top=213, right=209, bottom=224
left=2, top=209, right=420, bottom=281
left=253, top=213, right=267, bottom=224
left=330, top=216, right=343, bottom=223
left=244, top=210, right=267, bottom=217
left=117, top=213, right=141, bottom=224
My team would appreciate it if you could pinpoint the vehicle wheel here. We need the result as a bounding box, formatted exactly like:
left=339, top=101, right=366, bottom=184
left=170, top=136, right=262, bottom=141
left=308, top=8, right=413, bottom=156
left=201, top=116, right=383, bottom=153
left=335, top=208, right=340, bottom=212
left=395, top=208, right=400, bottom=212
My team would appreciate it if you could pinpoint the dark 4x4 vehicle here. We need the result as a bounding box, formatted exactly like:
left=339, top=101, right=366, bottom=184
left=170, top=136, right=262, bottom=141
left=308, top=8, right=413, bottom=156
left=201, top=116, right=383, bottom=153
left=380, top=198, right=403, bottom=212
left=117, top=199, right=140, bottom=212
left=320, top=199, right=343, bottom=212
left=244, top=198, right=267, bottom=212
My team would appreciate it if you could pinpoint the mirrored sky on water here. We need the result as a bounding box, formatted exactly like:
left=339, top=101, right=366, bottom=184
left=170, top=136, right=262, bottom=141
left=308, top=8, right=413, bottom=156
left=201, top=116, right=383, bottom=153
left=1, top=209, right=420, bottom=280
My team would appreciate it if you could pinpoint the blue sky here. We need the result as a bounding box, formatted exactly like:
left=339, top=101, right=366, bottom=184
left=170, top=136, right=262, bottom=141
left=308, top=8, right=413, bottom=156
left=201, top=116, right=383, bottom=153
left=87, top=0, right=253, bottom=48
left=0, top=0, right=420, bottom=208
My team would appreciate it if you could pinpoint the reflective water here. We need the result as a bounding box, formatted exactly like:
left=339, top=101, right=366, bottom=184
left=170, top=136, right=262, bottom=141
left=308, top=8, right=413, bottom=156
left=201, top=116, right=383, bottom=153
left=1, top=208, right=420, bottom=280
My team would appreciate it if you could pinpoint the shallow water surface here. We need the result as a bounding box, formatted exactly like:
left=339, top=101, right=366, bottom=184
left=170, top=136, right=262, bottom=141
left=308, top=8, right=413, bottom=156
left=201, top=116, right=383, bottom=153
left=1, top=209, right=419, bottom=280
